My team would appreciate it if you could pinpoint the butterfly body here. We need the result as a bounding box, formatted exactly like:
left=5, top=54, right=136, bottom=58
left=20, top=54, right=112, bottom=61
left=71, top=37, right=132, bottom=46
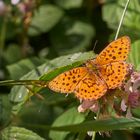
left=48, top=36, right=131, bottom=100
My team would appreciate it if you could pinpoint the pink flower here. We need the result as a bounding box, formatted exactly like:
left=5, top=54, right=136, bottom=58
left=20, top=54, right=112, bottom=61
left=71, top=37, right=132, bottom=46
left=128, top=91, right=140, bottom=108
left=17, top=0, right=34, bottom=15
left=78, top=100, right=99, bottom=113
left=0, top=1, right=7, bottom=16
left=11, top=0, right=20, bottom=5
left=121, top=99, right=127, bottom=111
left=121, top=71, right=140, bottom=113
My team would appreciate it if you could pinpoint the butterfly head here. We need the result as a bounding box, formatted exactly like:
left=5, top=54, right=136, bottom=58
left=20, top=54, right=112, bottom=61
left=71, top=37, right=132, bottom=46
left=85, top=59, right=98, bottom=72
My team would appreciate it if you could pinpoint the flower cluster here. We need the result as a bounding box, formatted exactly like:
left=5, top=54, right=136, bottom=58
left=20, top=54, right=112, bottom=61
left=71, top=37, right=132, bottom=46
left=121, top=71, right=140, bottom=117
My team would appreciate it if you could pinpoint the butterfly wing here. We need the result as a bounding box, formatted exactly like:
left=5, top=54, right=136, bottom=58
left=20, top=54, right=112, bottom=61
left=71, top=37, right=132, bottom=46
left=74, top=72, right=107, bottom=100
left=94, top=36, right=130, bottom=65
left=48, top=67, right=88, bottom=93
left=99, top=62, right=128, bottom=89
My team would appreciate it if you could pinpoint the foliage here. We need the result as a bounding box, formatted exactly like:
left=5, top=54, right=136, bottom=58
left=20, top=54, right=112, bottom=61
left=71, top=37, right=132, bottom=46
left=0, top=0, right=140, bottom=140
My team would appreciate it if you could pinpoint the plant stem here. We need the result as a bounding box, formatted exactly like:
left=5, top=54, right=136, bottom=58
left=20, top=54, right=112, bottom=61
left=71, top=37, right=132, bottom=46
left=115, top=0, right=130, bottom=40
left=0, top=16, right=7, bottom=58
left=91, top=101, right=101, bottom=140
left=0, top=80, right=48, bottom=87
left=91, top=131, right=96, bottom=140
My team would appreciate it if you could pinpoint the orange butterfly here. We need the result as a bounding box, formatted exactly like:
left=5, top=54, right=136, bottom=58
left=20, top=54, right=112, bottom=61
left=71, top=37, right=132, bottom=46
left=48, top=36, right=130, bottom=100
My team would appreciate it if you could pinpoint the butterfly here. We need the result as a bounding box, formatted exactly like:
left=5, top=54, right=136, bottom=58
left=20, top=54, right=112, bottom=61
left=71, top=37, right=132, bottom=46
left=48, top=36, right=130, bottom=100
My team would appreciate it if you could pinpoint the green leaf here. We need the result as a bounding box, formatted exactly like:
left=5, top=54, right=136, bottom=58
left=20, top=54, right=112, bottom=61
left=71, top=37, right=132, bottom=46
left=103, top=0, right=140, bottom=39
left=3, top=44, right=22, bottom=64
left=55, top=0, right=83, bottom=9
left=1, top=126, right=45, bottom=140
left=24, top=117, right=140, bottom=132
left=132, top=108, right=140, bottom=118
left=0, top=94, right=12, bottom=127
left=50, top=117, right=140, bottom=132
left=50, top=18, right=95, bottom=55
left=28, top=5, right=64, bottom=36
left=49, top=107, right=85, bottom=140
left=128, top=40, right=140, bottom=71
left=48, top=51, right=94, bottom=68
left=0, top=17, right=17, bottom=40
left=7, top=57, right=46, bottom=80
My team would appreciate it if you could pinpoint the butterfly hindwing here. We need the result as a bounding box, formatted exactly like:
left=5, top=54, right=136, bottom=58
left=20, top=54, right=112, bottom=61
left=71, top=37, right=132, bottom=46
left=74, top=72, right=107, bottom=100
left=99, top=62, right=128, bottom=89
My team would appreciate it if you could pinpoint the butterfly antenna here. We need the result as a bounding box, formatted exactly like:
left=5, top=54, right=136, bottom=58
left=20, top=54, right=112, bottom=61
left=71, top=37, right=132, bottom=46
left=92, top=40, right=98, bottom=53
left=115, top=0, right=130, bottom=40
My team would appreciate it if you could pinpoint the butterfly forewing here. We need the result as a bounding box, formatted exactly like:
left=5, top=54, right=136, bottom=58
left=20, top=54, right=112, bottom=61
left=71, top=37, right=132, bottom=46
left=48, top=67, right=88, bottom=93
left=94, top=36, right=130, bottom=65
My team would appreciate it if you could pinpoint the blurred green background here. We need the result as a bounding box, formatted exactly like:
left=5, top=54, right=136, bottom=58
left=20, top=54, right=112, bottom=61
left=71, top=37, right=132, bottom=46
left=0, top=0, right=140, bottom=140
